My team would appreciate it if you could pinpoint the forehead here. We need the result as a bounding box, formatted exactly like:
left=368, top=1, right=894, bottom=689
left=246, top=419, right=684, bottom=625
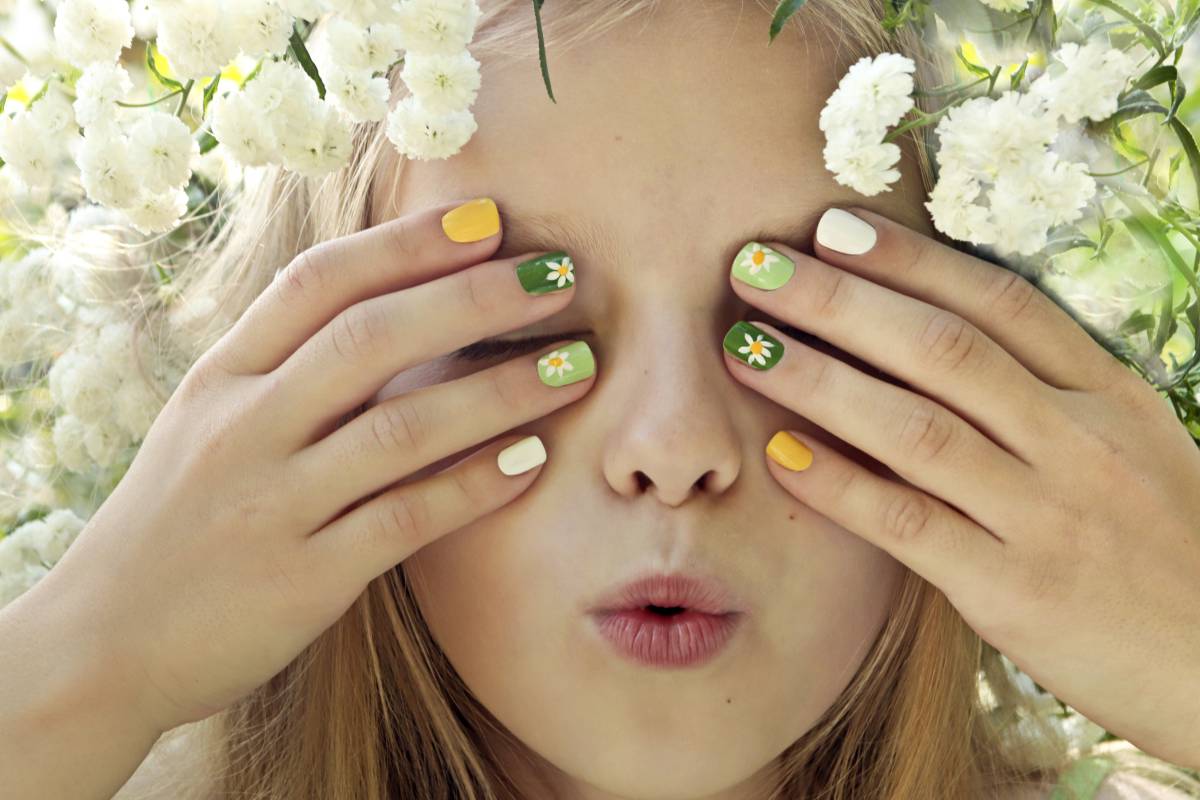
left=376, top=3, right=932, bottom=250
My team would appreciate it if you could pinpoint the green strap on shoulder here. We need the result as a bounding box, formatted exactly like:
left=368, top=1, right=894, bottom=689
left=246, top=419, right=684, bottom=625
left=1049, top=754, right=1119, bottom=800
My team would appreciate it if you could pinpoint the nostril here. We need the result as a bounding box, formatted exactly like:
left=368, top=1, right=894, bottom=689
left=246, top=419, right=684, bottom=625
left=634, top=470, right=652, bottom=491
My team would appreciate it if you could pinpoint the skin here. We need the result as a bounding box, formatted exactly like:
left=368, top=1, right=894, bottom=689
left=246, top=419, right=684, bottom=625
left=367, top=6, right=929, bottom=799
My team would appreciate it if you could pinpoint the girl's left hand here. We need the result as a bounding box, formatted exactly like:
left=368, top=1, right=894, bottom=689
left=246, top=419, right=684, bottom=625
left=723, top=207, right=1200, bottom=770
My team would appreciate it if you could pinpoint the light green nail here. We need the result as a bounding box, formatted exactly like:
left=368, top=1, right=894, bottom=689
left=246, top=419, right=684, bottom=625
left=731, top=242, right=795, bottom=291
left=536, top=340, right=595, bottom=387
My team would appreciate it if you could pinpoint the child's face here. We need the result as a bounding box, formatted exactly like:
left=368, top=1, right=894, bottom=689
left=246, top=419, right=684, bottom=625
left=368, top=5, right=932, bottom=797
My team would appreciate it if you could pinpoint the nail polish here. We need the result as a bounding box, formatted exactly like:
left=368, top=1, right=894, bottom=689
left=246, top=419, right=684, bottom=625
left=722, top=321, right=784, bottom=370
left=498, top=435, right=548, bottom=476
left=537, top=340, right=595, bottom=387
left=515, top=251, right=575, bottom=294
left=815, top=208, right=876, bottom=255
left=442, top=197, right=500, bottom=242
left=730, top=242, right=795, bottom=291
left=766, top=431, right=813, bottom=471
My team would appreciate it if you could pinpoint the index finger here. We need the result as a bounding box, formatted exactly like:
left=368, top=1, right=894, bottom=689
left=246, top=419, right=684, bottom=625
left=209, top=197, right=503, bottom=376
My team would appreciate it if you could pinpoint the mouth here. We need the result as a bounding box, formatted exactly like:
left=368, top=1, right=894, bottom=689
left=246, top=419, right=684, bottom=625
left=586, top=572, right=747, bottom=668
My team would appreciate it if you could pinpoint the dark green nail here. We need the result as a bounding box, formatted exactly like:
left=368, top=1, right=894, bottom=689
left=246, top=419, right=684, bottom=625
left=515, top=251, right=575, bottom=294
left=723, top=321, right=784, bottom=370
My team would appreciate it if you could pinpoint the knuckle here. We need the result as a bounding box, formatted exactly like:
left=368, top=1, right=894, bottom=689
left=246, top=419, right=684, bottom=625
left=383, top=215, right=424, bottom=265
left=378, top=489, right=431, bottom=543
left=373, top=398, right=429, bottom=455
left=893, top=233, right=930, bottom=278
left=798, top=350, right=838, bottom=397
left=278, top=247, right=328, bottom=306
left=487, top=366, right=524, bottom=412
left=462, top=266, right=498, bottom=317
left=898, top=402, right=957, bottom=463
left=881, top=491, right=937, bottom=544
left=984, top=269, right=1041, bottom=324
left=809, top=268, right=853, bottom=321
left=329, top=302, right=387, bottom=364
left=916, top=311, right=986, bottom=373
left=449, top=464, right=488, bottom=509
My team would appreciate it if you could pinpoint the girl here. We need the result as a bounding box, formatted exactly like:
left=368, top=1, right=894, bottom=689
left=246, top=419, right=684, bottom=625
left=2, top=1, right=1199, bottom=798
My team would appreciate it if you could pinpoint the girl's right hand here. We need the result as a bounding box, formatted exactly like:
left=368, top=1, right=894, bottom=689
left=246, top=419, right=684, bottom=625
left=41, top=197, right=594, bottom=735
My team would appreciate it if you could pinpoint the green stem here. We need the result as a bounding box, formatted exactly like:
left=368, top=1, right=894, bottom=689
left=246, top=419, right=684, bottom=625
left=0, top=36, right=28, bottom=66
left=175, top=78, right=195, bottom=117
left=116, top=89, right=183, bottom=109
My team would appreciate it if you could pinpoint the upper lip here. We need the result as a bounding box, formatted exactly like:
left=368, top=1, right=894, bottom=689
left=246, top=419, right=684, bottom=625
left=587, top=571, right=747, bottom=616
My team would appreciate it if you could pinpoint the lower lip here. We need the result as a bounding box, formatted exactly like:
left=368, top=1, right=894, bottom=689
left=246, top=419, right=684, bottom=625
left=590, top=608, right=744, bottom=668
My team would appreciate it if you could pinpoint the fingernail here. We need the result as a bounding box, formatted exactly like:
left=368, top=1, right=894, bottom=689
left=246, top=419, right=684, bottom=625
left=498, top=435, right=547, bottom=476
left=815, top=208, right=876, bottom=255
left=515, top=251, right=575, bottom=294
left=722, top=321, right=784, bottom=370
left=766, top=431, right=813, bottom=471
left=442, top=197, right=500, bottom=242
left=731, top=242, right=795, bottom=291
left=537, top=340, right=595, bottom=387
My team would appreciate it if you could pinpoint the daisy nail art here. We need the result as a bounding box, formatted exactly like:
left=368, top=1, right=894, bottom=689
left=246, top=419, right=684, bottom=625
left=730, top=242, right=795, bottom=291
left=537, top=340, right=595, bottom=387
left=722, top=321, right=784, bottom=370
left=516, top=251, right=575, bottom=294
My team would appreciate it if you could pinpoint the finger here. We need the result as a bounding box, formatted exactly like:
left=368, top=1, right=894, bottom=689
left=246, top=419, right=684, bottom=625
left=762, top=428, right=1003, bottom=607
left=290, top=339, right=595, bottom=516
left=730, top=239, right=1054, bottom=462
left=723, top=320, right=1034, bottom=531
left=275, top=251, right=578, bottom=439
left=208, top=197, right=504, bottom=376
left=309, top=433, right=550, bottom=589
left=811, top=206, right=1125, bottom=393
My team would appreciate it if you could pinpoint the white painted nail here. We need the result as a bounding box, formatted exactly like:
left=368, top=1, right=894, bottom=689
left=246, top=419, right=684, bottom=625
left=497, top=435, right=547, bottom=476
left=815, top=208, right=877, bottom=255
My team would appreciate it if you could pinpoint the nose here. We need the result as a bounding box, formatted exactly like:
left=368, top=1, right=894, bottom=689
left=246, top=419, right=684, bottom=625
left=601, top=325, right=742, bottom=507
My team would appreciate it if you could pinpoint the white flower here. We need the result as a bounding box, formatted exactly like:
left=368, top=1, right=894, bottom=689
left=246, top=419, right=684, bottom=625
left=210, top=90, right=276, bottom=166
left=0, top=109, right=63, bottom=189
left=228, top=0, right=293, bottom=60
left=325, top=0, right=401, bottom=26
left=325, top=64, right=390, bottom=122
left=326, top=18, right=404, bottom=70
left=114, top=373, right=166, bottom=437
left=924, top=170, right=997, bottom=245
left=277, top=101, right=354, bottom=177
left=154, top=0, right=239, bottom=79
left=820, top=52, right=916, bottom=133
left=83, top=416, right=129, bottom=466
left=979, top=0, right=1032, bottom=10
left=30, top=86, right=77, bottom=140
left=277, top=0, right=326, bottom=18
left=738, top=333, right=774, bottom=367
left=0, top=563, right=49, bottom=608
left=4, top=509, right=86, bottom=565
left=123, top=186, right=189, bottom=233
left=385, top=93, right=477, bottom=159
left=823, top=135, right=903, bottom=196
left=1031, top=40, right=1139, bottom=124
left=400, top=49, right=481, bottom=113
left=128, top=112, right=197, bottom=192
left=48, top=347, right=120, bottom=421
left=52, top=413, right=92, bottom=472
left=73, top=62, right=134, bottom=129
left=933, top=91, right=1055, bottom=181
left=77, top=127, right=140, bottom=208
left=395, top=0, right=480, bottom=56
left=738, top=243, right=781, bottom=276
left=545, top=256, right=573, bottom=287
left=53, top=0, right=134, bottom=67
left=538, top=349, right=573, bottom=380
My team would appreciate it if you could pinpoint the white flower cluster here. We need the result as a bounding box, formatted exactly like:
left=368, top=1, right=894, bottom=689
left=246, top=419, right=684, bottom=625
left=0, top=0, right=483, bottom=234
left=0, top=509, right=86, bottom=607
left=47, top=317, right=168, bottom=472
left=821, top=39, right=1142, bottom=257
left=818, top=52, right=917, bottom=197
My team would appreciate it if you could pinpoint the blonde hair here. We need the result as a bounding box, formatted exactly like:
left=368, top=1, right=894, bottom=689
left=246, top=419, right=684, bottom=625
left=96, top=1, right=1200, bottom=797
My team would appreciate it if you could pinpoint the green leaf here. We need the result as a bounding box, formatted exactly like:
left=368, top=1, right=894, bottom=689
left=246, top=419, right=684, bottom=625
left=288, top=24, right=325, bottom=100
left=146, top=41, right=184, bottom=91
left=198, top=129, right=219, bottom=154
left=769, top=0, right=808, bottom=42
left=202, top=72, right=221, bottom=117
left=532, top=0, right=555, bottom=103
left=1090, top=0, right=1167, bottom=57
left=1134, top=64, right=1177, bottom=91
left=1009, top=58, right=1029, bottom=90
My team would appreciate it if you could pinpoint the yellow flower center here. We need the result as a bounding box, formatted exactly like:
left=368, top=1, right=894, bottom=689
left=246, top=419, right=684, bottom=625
left=548, top=357, right=563, bottom=368
left=556, top=265, right=569, bottom=276
left=752, top=251, right=765, bottom=266
left=750, top=342, right=763, bottom=355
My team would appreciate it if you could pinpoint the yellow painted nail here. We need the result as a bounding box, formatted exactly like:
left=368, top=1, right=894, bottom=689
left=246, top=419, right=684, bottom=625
left=441, top=197, right=500, bottom=242
left=766, top=431, right=813, bottom=472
